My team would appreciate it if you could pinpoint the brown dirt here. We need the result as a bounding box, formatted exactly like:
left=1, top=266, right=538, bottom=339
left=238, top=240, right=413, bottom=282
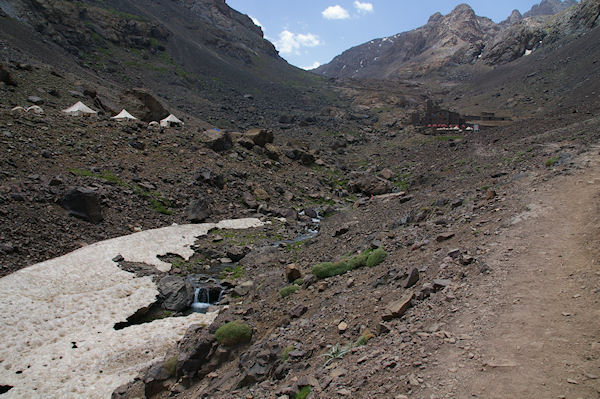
left=422, top=150, right=600, bottom=398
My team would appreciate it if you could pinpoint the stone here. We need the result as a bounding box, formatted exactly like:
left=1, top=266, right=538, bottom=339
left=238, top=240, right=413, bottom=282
left=436, top=232, right=455, bottom=242
left=232, top=281, right=254, bottom=297
left=242, top=192, right=258, bottom=208
left=60, top=187, right=103, bottom=224
left=200, top=129, right=232, bottom=152
left=338, top=321, right=348, bottom=333
left=349, top=175, right=393, bottom=196
left=485, top=189, right=497, bottom=200
left=432, top=279, right=451, bottom=291
left=158, top=275, right=193, bottom=312
left=227, top=246, right=249, bottom=262
left=264, top=143, right=280, bottom=160
left=176, top=326, right=216, bottom=378
left=289, top=304, right=307, bottom=318
left=378, top=322, right=391, bottom=334
left=195, top=168, right=225, bottom=189
left=403, top=268, right=420, bottom=288
left=447, top=248, right=461, bottom=258
left=239, top=343, right=279, bottom=386
left=330, top=368, right=347, bottom=379
left=451, top=198, right=463, bottom=209
left=460, top=254, right=475, bottom=265
left=112, top=254, right=124, bottom=262
left=296, top=375, right=321, bottom=391
left=380, top=168, right=394, bottom=180
left=382, top=291, right=414, bottom=321
left=119, top=88, right=169, bottom=122
left=245, top=128, right=273, bottom=147
left=286, top=264, right=302, bottom=282
left=187, top=198, right=211, bottom=223
left=0, top=63, right=17, bottom=86
left=253, top=187, right=270, bottom=201
left=27, top=96, right=44, bottom=105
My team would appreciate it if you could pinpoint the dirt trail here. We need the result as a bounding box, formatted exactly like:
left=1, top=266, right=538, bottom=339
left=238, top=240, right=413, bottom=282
left=423, top=152, right=600, bottom=399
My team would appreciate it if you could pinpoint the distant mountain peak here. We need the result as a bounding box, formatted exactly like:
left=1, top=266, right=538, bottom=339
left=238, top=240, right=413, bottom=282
left=523, top=0, right=578, bottom=18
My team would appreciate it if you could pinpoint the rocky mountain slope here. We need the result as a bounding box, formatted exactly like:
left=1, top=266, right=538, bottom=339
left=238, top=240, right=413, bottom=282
left=316, top=0, right=599, bottom=79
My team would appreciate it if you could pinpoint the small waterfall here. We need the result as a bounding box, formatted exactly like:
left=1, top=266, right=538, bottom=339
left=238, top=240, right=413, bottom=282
left=190, top=281, right=225, bottom=313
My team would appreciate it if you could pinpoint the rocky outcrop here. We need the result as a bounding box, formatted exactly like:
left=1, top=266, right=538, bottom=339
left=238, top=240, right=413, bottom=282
left=119, top=88, right=169, bottom=122
left=523, top=0, right=577, bottom=18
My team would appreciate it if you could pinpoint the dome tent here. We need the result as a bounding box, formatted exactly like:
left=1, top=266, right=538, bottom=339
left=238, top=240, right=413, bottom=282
left=62, top=101, right=97, bottom=116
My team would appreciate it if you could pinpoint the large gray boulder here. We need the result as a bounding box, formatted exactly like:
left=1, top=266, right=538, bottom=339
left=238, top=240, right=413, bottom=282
left=60, top=187, right=103, bottom=224
left=158, top=275, right=193, bottom=312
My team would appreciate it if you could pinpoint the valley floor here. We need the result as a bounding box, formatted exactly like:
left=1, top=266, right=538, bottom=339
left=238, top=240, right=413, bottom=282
left=421, top=149, right=600, bottom=398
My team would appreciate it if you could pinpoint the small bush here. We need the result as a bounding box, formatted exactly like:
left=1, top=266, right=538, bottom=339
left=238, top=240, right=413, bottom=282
left=293, top=278, right=304, bottom=286
left=355, top=330, right=375, bottom=347
left=346, top=250, right=371, bottom=269
left=281, top=344, right=295, bottom=362
left=280, top=285, right=300, bottom=298
left=296, top=385, right=312, bottom=399
left=366, top=248, right=387, bottom=267
left=215, top=320, right=252, bottom=346
left=545, top=156, right=559, bottom=167
left=312, top=261, right=351, bottom=279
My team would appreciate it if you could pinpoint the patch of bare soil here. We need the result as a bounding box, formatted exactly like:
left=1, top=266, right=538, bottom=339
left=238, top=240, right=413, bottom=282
left=422, top=150, right=600, bottom=398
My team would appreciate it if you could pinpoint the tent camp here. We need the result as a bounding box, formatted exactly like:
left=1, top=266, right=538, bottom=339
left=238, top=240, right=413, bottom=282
left=62, top=101, right=97, bottom=116
left=111, top=109, right=137, bottom=121
left=160, top=114, right=184, bottom=127
left=26, top=105, right=44, bottom=114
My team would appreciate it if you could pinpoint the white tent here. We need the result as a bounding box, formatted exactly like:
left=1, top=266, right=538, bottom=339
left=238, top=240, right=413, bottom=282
left=160, top=114, right=184, bottom=127
left=111, top=109, right=137, bottom=121
left=10, top=106, right=25, bottom=114
left=62, top=101, right=97, bottom=116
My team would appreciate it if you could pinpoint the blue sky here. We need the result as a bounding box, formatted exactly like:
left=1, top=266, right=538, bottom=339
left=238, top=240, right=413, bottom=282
left=226, top=0, right=548, bottom=69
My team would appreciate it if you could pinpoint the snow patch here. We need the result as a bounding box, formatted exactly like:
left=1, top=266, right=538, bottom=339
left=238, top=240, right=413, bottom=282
left=0, top=219, right=263, bottom=399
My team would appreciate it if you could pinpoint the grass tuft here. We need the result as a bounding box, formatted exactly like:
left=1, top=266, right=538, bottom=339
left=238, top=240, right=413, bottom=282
left=215, top=320, right=252, bottom=346
left=312, top=248, right=387, bottom=279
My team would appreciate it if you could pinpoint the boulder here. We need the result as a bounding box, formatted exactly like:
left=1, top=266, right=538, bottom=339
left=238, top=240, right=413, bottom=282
left=264, top=143, right=280, bottom=160
left=404, top=268, right=420, bottom=288
left=289, top=304, right=307, bottom=318
left=158, top=275, right=193, bottom=312
left=245, top=128, right=273, bottom=147
left=349, top=175, right=393, bottom=196
left=119, top=88, right=169, bottom=122
left=0, top=64, right=16, bottom=86
left=187, top=197, right=211, bottom=223
left=232, top=281, right=254, bottom=297
left=176, top=326, right=216, bottom=378
left=194, top=168, right=224, bottom=189
left=226, top=246, right=249, bottom=262
left=200, top=129, right=232, bottom=152
left=60, top=187, right=103, bottom=223
left=382, top=291, right=414, bottom=321
left=238, top=342, right=280, bottom=386
left=285, top=264, right=302, bottom=282
left=27, top=96, right=44, bottom=105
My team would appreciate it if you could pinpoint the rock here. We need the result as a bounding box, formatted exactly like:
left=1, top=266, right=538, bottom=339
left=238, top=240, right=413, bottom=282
left=253, top=187, right=270, bottom=201
left=436, top=232, right=455, bottom=242
left=200, top=129, right=232, bottom=152
left=60, top=187, right=103, bottom=223
left=187, top=197, right=211, bottom=223
left=276, top=208, right=298, bottom=220
left=0, top=64, right=16, bottom=86
left=112, top=379, right=145, bottom=398
left=382, top=291, right=414, bottom=321
left=286, top=264, right=302, bottom=282
left=296, top=375, right=321, bottom=391
left=237, top=136, right=255, bottom=149
left=349, top=175, right=393, bottom=196
left=242, top=192, right=258, bottom=208
left=195, top=168, right=225, bottom=189
left=377, top=322, right=391, bottom=334
left=227, top=246, right=249, bottom=262
left=289, top=304, right=307, bottom=318
left=460, top=254, right=475, bottom=265
left=177, top=326, right=216, bottom=378
left=158, top=275, right=193, bottom=311
left=432, top=279, right=451, bottom=291
left=112, top=254, right=124, bottom=262
left=264, top=143, right=280, bottom=160
left=330, top=367, right=347, bottom=379
left=119, top=88, right=169, bottom=122
left=245, top=128, right=274, bottom=147
left=447, top=248, right=461, bottom=258
left=380, top=168, right=394, bottom=180
left=404, top=268, right=420, bottom=288
left=233, top=281, right=254, bottom=297
left=485, top=189, right=497, bottom=200
left=238, top=343, right=279, bottom=386
left=338, top=321, right=348, bottom=333
left=27, top=96, right=44, bottom=105
left=303, top=208, right=318, bottom=219
left=451, top=198, right=463, bottom=209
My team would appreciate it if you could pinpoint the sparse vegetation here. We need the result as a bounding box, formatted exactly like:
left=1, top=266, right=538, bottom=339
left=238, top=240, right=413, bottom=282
left=220, top=265, right=244, bottom=280
left=545, top=156, right=559, bottom=167
left=281, top=345, right=295, bottom=362
left=295, top=386, right=312, bottom=399
left=312, top=248, right=388, bottom=279
left=215, top=320, right=252, bottom=346
left=280, top=284, right=300, bottom=298
left=163, top=356, right=177, bottom=377
left=355, top=330, right=375, bottom=347
left=320, top=343, right=353, bottom=367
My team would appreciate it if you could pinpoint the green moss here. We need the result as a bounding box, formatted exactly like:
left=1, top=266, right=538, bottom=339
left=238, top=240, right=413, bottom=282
left=293, top=278, right=304, bottom=286
left=366, top=248, right=387, bottom=268
left=312, top=261, right=351, bottom=279
left=151, top=198, right=173, bottom=215
left=281, top=344, right=295, bottom=362
left=163, top=356, right=177, bottom=377
left=354, top=330, right=375, bottom=347
left=220, top=265, right=244, bottom=280
left=215, top=320, right=252, bottom=346
left=295, top=386, right=311, bottom=399
left=280, top=285, right=300, bottom=298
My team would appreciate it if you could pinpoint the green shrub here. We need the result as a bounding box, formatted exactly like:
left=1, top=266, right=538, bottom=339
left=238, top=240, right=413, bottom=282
left=293, top=278, right=304, bottom=286
left=215, top=320, right=252, bottom=346
left=280, top=285, right=300, bottom=298
left=296, top=385, right=312, bottom=399
left=366, top=248, right=387, bottom=267
left=545, top=156, right=559, bottom=167
left=312, top=261, right=351, bottom=279
left=281, top=344, right=295, bottom=362
left=354, top=330, right=375, bottom=347
left=346, top=250, right=371, bottom=269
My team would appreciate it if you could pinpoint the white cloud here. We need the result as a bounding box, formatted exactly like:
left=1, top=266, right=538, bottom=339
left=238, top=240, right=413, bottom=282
left=250, top=16, right=262, bottom=29
left=302, top=61, right=321, bottom=70
left=354, top=1, right=374, bottom=13
left=322, top=5, right=350, bottom=20
left=274, top=30, right=321, bottom=55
